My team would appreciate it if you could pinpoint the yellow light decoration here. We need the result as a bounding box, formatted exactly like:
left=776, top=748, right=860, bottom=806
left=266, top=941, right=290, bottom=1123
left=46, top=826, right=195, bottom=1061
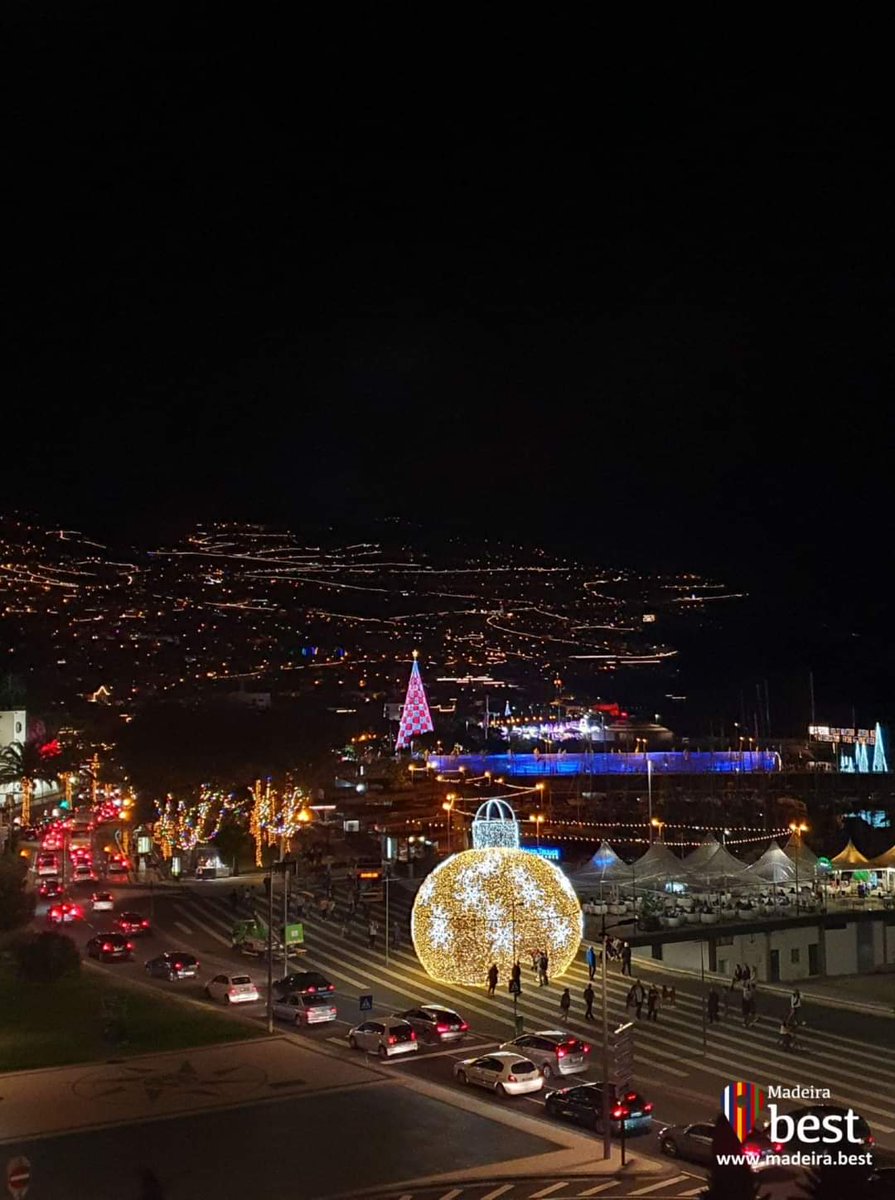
left=411, top=847, right=582, bottom=986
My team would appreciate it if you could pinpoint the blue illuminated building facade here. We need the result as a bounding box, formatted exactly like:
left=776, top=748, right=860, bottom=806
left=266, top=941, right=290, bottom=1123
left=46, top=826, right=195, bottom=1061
left=427, top=750, right=781, bottom=777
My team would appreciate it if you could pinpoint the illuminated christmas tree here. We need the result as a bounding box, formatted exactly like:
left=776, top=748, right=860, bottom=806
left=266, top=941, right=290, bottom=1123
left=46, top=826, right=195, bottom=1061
left=872, top=723, right=888, bottom=773
left=395, top=650, right=434, bottom=750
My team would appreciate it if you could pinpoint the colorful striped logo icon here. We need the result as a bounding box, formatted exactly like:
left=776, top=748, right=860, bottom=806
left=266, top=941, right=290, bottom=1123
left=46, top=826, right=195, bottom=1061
left=721, top=1081, right=767, bottom=1143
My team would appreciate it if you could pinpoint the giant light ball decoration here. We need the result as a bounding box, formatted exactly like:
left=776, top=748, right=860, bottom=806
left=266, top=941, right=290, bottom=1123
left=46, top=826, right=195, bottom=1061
left=412, top=799, right=582, bottom=986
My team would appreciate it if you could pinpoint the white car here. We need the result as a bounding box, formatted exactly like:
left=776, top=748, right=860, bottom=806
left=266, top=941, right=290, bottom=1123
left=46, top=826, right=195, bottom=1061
left=454, top=1051, right=543, bottom=1096
left=204, top=973, right=260, bottom=1005
left=347, top=1017, right=418, bottom=1058
left=91, top=892, right=115, bottom=912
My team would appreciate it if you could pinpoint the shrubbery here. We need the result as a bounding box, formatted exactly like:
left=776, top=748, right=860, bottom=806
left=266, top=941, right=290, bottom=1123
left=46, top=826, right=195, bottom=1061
left=0, top=856, right=35, bottom=932
left=14, top=931, right=81, bottom=982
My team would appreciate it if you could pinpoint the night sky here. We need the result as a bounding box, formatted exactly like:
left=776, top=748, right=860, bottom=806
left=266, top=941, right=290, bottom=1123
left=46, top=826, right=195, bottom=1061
left=7, top=13, right=894, bottom=724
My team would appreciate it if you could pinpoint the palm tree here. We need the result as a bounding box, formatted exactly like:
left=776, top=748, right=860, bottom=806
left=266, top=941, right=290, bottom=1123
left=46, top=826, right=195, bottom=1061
left=0, top=740, right=60, bottom=827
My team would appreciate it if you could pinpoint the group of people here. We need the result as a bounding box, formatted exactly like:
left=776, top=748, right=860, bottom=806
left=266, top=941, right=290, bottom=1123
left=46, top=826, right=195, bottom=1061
left=624, top=979, right=666, bottom=1021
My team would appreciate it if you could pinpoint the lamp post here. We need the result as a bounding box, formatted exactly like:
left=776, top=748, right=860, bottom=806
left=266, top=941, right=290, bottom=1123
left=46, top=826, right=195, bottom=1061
left=790, top=821, right=809, bottom=916
left=650, top=816, right=665, bottom=842
left=530, top=813, right=545, bottom=848
left=442, top=794, right=456, bottom=854
left=647, top=759, right=653, bottom=842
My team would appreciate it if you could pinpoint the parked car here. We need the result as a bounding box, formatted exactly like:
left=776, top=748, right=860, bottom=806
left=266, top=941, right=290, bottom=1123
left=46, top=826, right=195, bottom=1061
left=273, top=991, right=338, bottom=1025
left=499, top=1031, right=591, bottom=1079
left=145, top=952, right=200, bottom=981
left=86, top=933, right=135, bottom=962
left=454, top=1052, right=543, bottom=1096
left=204, top=973, right=260, bottom=1005
left=545, top=1083, right=653, bottom=1135
left=347, top=1018, right=418, bottom=1058
left=397, top=1004, right=469, bottom=1043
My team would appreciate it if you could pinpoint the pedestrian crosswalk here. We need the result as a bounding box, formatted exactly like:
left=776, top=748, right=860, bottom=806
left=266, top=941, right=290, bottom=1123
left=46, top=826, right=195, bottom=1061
left=332, top=1174, right=706, bottom=1200
left=171, top=883, right=895, bottom=1142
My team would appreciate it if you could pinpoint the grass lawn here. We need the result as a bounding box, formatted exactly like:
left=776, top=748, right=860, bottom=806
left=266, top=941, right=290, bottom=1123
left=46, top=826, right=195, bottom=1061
left=0, top=964, right=263, bottom=1072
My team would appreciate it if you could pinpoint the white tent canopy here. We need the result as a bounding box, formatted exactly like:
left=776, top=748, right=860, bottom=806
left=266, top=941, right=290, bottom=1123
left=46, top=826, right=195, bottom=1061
left=570, top=840, right=632, bottom=890
left=783, top=833, right=819, bottom=872
left=631, top=840, right=691, bottom=882
left=682, top=833, right=722, bottom=872
left=746, top=840, right=798, bottom=884
left=687, top=841, right=749, bottom=886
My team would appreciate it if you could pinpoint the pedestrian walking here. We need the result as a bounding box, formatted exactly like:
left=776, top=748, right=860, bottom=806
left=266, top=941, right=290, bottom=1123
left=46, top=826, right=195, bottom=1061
left=633, top=979, right=645, bottom=1019
left=530, top=948, right=541, bottom=977
left=487, top=963, right=499, bottom=997
left=560, top=987, right=571, bottom=1025
left=341, top=918, right=351, bottom=939
left=621, top=942, right=632, bottom=977
left=583, top=982, right=595, bottom=1021
left=585, top=943, right=597, bottom=980
left=625, top=983, right=636, bottom=1012
left=368, top=918, right=378, bottom=949
left=647, top=983, right=660, bottom=1022
left=742, top=978, right=756, bottom=1027
left=538, top=950, right=550, bottom=987
left=707, top=986, right=720, bottom=1024
left=511, top=961, right=522, bottom=994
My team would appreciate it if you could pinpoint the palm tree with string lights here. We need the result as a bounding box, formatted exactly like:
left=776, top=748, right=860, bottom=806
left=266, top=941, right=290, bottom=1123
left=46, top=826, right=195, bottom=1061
left=0, top=739, right=61, bottom=829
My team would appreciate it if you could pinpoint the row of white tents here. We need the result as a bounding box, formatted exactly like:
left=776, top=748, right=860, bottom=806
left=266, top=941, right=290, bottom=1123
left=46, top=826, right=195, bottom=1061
left=569, top=832, right=890, bottom=892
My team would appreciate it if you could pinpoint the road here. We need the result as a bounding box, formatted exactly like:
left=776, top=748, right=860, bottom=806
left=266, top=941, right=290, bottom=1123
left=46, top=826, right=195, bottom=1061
left=23, top=860, right=895, bottom=1198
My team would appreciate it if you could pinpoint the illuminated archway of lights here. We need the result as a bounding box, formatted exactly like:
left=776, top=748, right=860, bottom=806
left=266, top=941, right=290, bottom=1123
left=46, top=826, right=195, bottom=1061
left=411, top=848, right=582, bottom=987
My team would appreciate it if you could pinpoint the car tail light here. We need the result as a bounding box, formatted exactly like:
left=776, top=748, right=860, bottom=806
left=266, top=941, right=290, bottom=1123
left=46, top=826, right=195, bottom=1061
left=583, top=1044, right=591, bottom=1054
left=308, top=986, right=316, bottom=993
left=436, top=1023, right=451, bottom=1033
left=460, top=1021, right=468, bottom=1031
left=102, top=942, right=112, bottom=952
left=126, top=942, right=134, bottom=951
left=772, top=1141, right=784, bottom=1153
left=557, top=1046, right=567, bottom=1058
left=388, top=1035, right=397, bottom=1045
left=174, top=962, right=182, bottom=970
left=625, top=1092, right=637, bottom=1101
left=327, top=984, right=335, bottom=991
left=507, top=1074, right=517, bottom=1083
left=141, top=920, right=150, bottom=927
left=742, top=1143, right=763, bottom=1158
left=643, top=1102, right=653, bottom=1114
left=409, top=1030, right=416, bottom=1040
left=612, top=1106, right=628, bottom=1119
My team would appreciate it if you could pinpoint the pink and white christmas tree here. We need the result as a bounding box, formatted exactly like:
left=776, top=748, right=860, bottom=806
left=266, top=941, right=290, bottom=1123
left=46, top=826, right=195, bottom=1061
left=395, top=650, right=434, bottom=750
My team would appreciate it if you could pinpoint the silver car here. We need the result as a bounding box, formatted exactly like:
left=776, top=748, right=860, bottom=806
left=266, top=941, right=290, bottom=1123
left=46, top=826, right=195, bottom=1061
left=347, top=1017, right=418, bottom=1058
left=499, top=1030, right=592, bottom=1080
left=454, top=1051, right=543, bottom=1096
left=397, top=1004, right=469, bottom=1043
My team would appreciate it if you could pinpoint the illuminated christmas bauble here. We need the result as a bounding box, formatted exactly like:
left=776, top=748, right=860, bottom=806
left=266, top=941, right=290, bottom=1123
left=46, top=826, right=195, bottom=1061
left=411, top=847, right=583, bottom=986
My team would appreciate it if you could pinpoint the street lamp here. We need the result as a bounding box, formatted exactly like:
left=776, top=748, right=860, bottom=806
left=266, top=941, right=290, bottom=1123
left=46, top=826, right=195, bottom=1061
left=650, top=816, right=665, bottom=842
left=442, top=794, right=456, bottom=853
left=530, top=813, right=545, bottom=847
left=789, top=821, right=809, bottom=916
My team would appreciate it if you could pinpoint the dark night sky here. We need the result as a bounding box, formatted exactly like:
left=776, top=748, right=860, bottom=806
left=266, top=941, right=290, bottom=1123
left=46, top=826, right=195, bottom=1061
left=7, top=12, right=895, bottom=723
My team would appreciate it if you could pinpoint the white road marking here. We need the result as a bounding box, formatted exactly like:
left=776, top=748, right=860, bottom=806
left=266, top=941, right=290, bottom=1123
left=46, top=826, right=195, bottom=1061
left=628, top=1179, right=691, bottom=1196
left=679, top=1189, right=708, bottom=1197
left=174, top=922, right=193, bottom=934
left=530, top=1183, right=569, bottom=1198
left=574, top=1183, right=617, bottom=1197
left=480, top=1185, right=514, bottom=1200
left=438, top=1190, right=463, bottom=1200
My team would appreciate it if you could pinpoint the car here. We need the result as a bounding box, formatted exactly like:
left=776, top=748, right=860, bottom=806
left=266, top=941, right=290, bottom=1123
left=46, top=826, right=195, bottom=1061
left=750, top=1105, right=875, bottom=1165
left=398, top=1004, right=469, bottom=1043
left=91, top=892, right=115, bottom=912
left=347, top=1018, right=418, bottom=1058
left=72, top=864, right=98, bottom=884
left=273, top=992, right=338, bottom=1025
left=107, top=861, right=128, bottom=879
left=454, top=1051, right=543, bottom=1096
left=272, top=970, right=334, bottom=998
left=499, top=1031, right=592, bottom=1080
left=46, top=901, right=84, bottom=925
left=86, top=933, right=135, bottom=962
left=658, top=1121, right=720, bottom=1165
left=205, top=973, right=260, bottom=1004
left=115, top=911, right=151, bottom=936
left=145, top=952, right=200, bottom=981
left=545, top=1083, right=653, bottom=1135
left=37, top=854, right=59, bottom=877
left=39, top=877, right=64, bottom=899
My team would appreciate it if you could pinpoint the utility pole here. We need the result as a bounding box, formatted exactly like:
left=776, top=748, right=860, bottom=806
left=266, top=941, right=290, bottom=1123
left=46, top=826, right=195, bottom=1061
left=266, top=862, right=274, bottom=1034
left=385, top=871, right=390, bottom=965
left=647, top=759, right=653, bottom=842
left=601, top=947, right=611, bottom=1161
left=282, top=860, right=290, bottom=982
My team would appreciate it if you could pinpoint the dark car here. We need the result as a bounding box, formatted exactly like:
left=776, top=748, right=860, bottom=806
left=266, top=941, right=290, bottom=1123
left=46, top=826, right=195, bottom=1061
left=397, top=1005, right=469, bottom=1043
left=658, top=1121, right=718, bottom=1164
left=145, top=952, right=200, bottom=980
left=115, top=911, right=151, bottom=936
left=545, top=1082, right=653, bottom=1135
left=39, top=878, right=64, bottom=900
left=87, top=933, right=134, bottom=962
left=273, top=970, right=334, bottom=998
left=46, top=901, right=84, bottom=925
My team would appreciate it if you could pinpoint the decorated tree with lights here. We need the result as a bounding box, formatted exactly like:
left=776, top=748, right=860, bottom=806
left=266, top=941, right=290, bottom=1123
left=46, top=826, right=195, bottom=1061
left=411, top=799, right=582, bottom=986
left=395, top=650, right=434, bottom=751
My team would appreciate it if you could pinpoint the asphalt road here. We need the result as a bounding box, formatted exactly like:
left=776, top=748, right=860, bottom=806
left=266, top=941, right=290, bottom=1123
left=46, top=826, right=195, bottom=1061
left=24, top=864, right=895, bottom=1199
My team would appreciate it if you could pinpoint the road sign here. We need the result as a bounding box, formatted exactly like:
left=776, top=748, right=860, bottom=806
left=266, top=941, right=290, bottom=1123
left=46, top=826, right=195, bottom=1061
left=359, top=993, right=373, bottom=1011
left=611, top=1021, right=634, bottom=1090
left=7, top=1155, right=31, bottom=1198
left=284, top=923, right=304, bottom=946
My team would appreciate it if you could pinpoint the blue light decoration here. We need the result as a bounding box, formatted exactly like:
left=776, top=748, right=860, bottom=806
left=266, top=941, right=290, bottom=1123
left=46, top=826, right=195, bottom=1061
left=872, top=723, right=889, bottom=773
left=300, top=646, right=318, bottom=658
left=427, top=751, right=782, bottom=777
left=840, top=723, right=888, bottom=774
left=523, top=845, right=562, bottom=862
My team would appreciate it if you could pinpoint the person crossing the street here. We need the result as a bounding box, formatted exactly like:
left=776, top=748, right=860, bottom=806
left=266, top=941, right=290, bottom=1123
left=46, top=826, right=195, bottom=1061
left=487, top=962, right=499, bottom=997
left=647, top=982, right=660, bottom=1021
left=559, top=987, right=571, bottom=1025
left=585, top=943, right=597, bottom=980
left=583, top=982, right=595, bottom=1020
